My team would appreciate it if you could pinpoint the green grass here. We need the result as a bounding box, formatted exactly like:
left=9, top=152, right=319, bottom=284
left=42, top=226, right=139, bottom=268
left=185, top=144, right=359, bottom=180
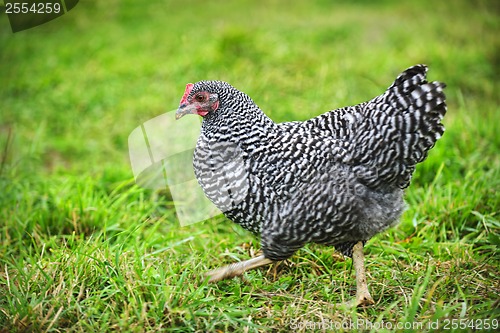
left=1, top=0, right=499, bottom=331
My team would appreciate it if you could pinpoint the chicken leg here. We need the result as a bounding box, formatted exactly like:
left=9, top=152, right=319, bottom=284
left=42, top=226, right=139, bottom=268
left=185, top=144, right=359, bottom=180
left=205, top=255, right=274, bottom=282
left=351, top=241, right=375, bottom=307
left=205, top=242, right=375, bottom=307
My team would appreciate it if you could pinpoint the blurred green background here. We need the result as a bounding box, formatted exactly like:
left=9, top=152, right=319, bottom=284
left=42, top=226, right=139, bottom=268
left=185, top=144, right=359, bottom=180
left=0, top=0, right=498, bottom=331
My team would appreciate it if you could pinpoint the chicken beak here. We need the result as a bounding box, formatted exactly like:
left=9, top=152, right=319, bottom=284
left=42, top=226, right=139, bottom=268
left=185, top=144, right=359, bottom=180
left=175, top=103, right=195, bottom=120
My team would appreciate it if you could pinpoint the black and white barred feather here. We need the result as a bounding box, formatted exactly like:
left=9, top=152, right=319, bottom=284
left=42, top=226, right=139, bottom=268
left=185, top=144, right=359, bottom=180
left=189, top=65, right=446, bottom=260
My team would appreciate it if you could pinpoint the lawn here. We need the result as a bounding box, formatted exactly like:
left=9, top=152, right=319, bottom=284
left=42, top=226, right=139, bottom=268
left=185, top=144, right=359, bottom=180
left=0, top=0, right=499, bottom=332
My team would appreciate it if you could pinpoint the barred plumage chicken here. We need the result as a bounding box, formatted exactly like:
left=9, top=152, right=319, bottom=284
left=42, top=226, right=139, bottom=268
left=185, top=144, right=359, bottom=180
left=175, top=65, right=446, bottom=306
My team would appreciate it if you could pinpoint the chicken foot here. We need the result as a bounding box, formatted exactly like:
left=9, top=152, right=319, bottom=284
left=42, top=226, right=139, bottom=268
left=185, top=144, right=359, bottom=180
left=205, top=255, right=274, bottom=282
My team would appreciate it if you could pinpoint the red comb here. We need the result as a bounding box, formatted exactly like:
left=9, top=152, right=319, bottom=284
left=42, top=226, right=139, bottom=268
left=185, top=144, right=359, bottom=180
left=180, top=83, right=194, bottom=105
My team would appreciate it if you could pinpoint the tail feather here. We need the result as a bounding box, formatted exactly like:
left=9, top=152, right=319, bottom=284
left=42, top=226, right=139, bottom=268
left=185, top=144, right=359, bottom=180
left=277, top=64, right=447, bottom=190
left=352, top=65, right=447, bottom=189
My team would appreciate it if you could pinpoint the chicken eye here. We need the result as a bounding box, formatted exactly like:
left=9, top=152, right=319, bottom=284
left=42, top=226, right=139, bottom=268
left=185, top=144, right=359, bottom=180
left=195, top=93, right=206, bottom=102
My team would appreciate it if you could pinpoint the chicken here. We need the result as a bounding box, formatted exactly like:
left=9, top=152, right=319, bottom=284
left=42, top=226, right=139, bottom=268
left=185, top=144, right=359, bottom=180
left=175, top=65, right=446, bottom=306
